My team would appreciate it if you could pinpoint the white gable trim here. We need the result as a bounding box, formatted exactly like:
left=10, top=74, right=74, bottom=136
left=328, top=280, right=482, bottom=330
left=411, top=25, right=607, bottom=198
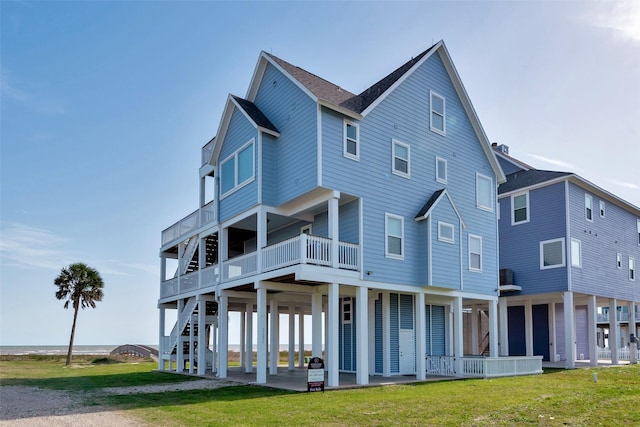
left=359, top=41, right=443, bottom=117
left=246, top=52, right=318, bottom=103
left=415, top=188, right=466, bottom=229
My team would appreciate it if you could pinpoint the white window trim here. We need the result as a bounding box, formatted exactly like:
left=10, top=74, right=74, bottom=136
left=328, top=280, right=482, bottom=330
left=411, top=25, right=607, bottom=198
left=571, top=238, right=582, bottom=268
left=585, top=194, right=593, bottom=222
left=539, top=237, right=566, bottom=270
left=437, top=221, right=454, bottom=244
left=301, top=224, right=312, bottom=235
left=476, top=173, right=494, bottom=212
left=429, top=90, right=446, bottom=136
left=637, top=219, right=640, bottom=246
left=511, top=191, right=530, bottom=225
left=391, top=139, right=410, bottom=178
left=342, top=298, right=352, bottom=324
left=343, top=119, right=360, bottom=161
left=435, top=156, right=447, bottom=184
left=617, top=253, right=622, bottom=269
left=385, top=213, right=404, bottom=260
left=468, top=234, right=483, bottom=272
left=599, top=200, right=605, bottom=218
left=630, top=257, right=636, bottom=281
left=220, top=139, right=255, bottom=199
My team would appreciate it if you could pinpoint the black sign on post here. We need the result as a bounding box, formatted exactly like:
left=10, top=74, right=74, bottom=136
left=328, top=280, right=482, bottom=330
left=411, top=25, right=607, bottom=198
left=307, top=357, right=325, bottom=392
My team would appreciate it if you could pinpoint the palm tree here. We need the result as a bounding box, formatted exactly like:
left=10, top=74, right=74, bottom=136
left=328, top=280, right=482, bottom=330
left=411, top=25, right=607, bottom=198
left=54, top=263, right=104, bottom=366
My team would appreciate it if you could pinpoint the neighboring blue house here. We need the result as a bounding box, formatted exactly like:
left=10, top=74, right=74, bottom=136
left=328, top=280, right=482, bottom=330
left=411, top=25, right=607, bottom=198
left=493, top=144, right=640, bottom=368
left=157, top=41, right=516, bottom=387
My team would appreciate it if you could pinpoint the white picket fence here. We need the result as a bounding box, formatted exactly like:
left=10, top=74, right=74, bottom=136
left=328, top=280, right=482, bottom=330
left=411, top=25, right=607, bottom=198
left=597, top=346, right=640, bottom=361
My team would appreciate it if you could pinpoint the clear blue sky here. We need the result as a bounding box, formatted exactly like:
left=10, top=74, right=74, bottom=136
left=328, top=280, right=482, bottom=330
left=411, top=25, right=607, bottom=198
left=1, top=1, right=638, bottom=346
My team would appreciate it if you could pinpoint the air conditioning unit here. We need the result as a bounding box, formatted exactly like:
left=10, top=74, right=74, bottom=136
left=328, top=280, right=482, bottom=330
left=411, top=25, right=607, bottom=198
left=500, top=269, right=513, bottom=287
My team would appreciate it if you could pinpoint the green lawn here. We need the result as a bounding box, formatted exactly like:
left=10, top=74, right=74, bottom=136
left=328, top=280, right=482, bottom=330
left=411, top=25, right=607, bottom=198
left=2, top=356, right=640, bottom=426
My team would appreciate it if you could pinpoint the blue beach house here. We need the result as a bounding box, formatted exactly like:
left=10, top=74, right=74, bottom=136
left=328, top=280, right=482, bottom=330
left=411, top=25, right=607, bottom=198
left=157, top=41, right=539, bottom=387
left=494, top=144, right=640, bottom=368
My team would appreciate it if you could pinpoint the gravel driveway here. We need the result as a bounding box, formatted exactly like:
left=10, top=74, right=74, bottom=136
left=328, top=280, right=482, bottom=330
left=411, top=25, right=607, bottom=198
left=0, top=379, right=237, bottom=426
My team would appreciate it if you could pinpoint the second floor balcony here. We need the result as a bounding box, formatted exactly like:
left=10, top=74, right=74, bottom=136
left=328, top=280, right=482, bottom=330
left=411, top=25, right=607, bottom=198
left=160, top=233, right=359, bottom=299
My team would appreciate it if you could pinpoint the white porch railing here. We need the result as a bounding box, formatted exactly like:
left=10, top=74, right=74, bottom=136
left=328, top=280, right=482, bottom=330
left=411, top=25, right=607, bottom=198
left=426, top=355, right=456, bottom=376
left=597, top=346, right=640, bottom=361
left=338, top=241, right=359, bottom=270
left=223, top=252, right=257, bottom=281
left=426, top=355, right=542, bottom=378
left=162, top=205, right=217, bottom=247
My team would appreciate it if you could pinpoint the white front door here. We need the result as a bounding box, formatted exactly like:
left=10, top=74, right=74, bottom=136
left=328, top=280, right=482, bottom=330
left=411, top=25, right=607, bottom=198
left=399, top=329, right=415, bottom=374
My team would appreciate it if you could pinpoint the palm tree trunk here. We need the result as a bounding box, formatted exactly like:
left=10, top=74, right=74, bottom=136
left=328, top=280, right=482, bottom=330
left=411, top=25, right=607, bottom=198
left=66, top=303, right=79, bottom=366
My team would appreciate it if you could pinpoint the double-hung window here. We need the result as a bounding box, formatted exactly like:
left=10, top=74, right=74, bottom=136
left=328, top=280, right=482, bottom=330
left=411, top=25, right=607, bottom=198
left=436, top=157, right=447, bottom=184
left=469, top=234, right=482, bottom=272
left=637, top=219, right=640, bottom=245
left=220, top=139, right=255, bottom=197
left=585, top=194, right=593, bottom=221
left=344, top=120, right=359, bottom=160
left=392, top=139, right=410, bottom=178
left=571, top=238, right=582, bottom=268
left=599, top=200, right=605, bottom=218
left=630, top=257, right=636, bottom=281
left=617, top=253, right=622, bottom=269
left=385, top=213, right=404, bottom=259
left=430, top=91, right=446, bottom=135
left=476, top=173, right=494, bottom=212
left=540, top=238, right=565, bottom=269
left=512, top=192, right=529, bottom=225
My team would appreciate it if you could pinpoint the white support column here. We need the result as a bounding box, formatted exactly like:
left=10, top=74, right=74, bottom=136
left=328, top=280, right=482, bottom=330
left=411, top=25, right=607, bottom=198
left=525, top=299, right=533, bottom=356
left=454, top=297, right=464, bottom=377
left=312, top=290, right=323, bottom=358
left=197, top=298, right=206, bottom=375
left=288, top=306, right=295, bottom=370
left=328, top=196, right=339, bottom=268
left=176, top=299, right=184, bottom=372
left=256, top=209, right=267, bottom=273
left=269, top=298, right=279, bottom=375
left=498, top=297, right=509, bottom=356
left=382, top=292, right=391, bottom=377
left=327, top=282, right=340, bottom=387
left=189, top=312, right=195, bottom=374
left=563, top=292, right=576, bottom=369
left=218, top=295, right=228, bottom=377
left=356, top=285, right=369, bottom=385
left=211, top=322, right=217, bottom=374
left=471, top=304, right=479, bottom=356
left=245, top=303, right=253, bottom=373
left=256, top=285, right=267, bottom=383
left=588, top=295, right=598, bottom=366
left=158, top=306, right=165, bottom=370
left=609, top=298, right=619, bottom=365
left=160, top=256, right=167, bottom=283
left=629, top=301, right=637, bottom=364
left=298, top=311, right=305, bottom=367
left=415, top=292, right=426, bottom=380
left=239, top=308, right=246, bottom=370
left=489, top=299, right=499, bottom=358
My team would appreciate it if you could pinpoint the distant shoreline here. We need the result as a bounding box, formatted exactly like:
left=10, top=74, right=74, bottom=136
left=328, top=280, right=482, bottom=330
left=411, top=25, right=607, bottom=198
left=0, top=344, right=310, bottom=355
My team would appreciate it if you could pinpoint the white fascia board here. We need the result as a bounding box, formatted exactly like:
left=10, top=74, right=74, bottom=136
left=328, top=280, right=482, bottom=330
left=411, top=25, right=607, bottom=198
left=359, top=41, right=443, bottom=117
left=414, top=188, right=466, bottom=229
left=230, top=95, right=281, bottom=138
left=250, top=52, right=318, bottom=103
left=494, top=150, right=533, bottom=171
left=568, top=175, right=640, bottom=215
left=437, top=43, right=506, bottom=185
left=497, top=176, right=572, bottom=200
left=210, top=95, right=236, bottom=164
left=318, top=99, right=362, bottom=120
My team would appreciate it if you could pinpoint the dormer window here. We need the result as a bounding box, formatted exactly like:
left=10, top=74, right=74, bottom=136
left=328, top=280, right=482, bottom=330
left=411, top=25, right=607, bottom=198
left=430, top=91, right=446, bottom=135
left=344, top=120, right=359, bottom=160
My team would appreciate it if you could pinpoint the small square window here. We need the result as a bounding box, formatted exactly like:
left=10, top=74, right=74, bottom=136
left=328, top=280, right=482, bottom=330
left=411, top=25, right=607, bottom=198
left=599, top=200, right=605, bottom=218
left=392, top=140, right=410, bottom=178
left=436, top=157, right=447, bottom=184
left=438, top=222, right=454, bottom=243
left=344, top=120, right=359, bottom=160
left=540, top=238, right=565, bottom=269
left=430, top=91, right=446, bottom=135
left=585, top=194, right=593, bottom=221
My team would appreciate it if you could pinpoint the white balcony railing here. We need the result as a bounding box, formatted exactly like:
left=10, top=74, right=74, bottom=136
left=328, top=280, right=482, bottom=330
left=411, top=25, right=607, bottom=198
left=160, top=234, right=360, bottom=299
left=202, top=139, right=214, bottom=166
left=426, top=355, right=542, bottom=378
left=597, top=346, right=640, bottom=361
left=162, top=205, right=217, bottom=247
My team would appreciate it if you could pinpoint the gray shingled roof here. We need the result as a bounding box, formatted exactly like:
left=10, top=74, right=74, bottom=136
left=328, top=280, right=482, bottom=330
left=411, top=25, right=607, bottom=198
left=415, top=189, right=446, bottom=219
left=498, top=170, right=572, bottom=194
left=232, top=95, right=279, bottom=133
left=265, top=43, right=438, bottom=114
